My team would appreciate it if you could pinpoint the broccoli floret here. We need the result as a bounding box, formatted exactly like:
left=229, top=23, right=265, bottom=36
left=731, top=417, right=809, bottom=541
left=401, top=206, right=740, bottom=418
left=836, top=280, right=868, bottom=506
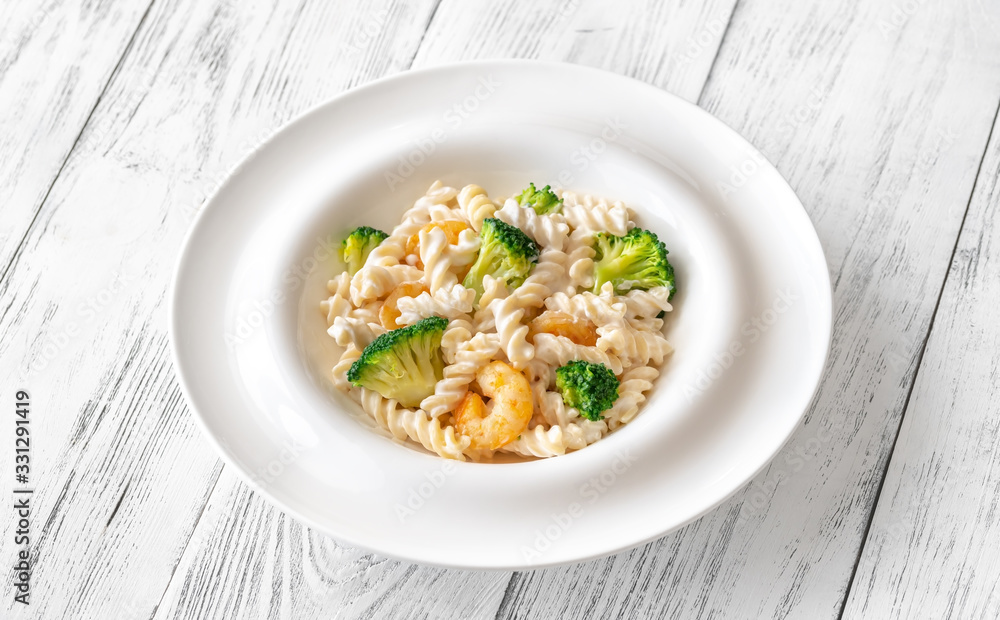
left=516, top=183, right=563, bottom=214
left=347, top=316, right=447, bottom=407
left=591, top=227, right=676, bottom=298
left=341, top=226, right=389, bottom=274
left=462, top=218, right=539, bottom=301
left=555, top=361, right=620, bottom=421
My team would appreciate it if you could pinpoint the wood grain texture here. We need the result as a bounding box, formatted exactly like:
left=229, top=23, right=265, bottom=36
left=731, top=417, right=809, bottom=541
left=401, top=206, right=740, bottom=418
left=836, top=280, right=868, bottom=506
left=0, top=0, right=439, bottom=618
left=3, top=0, right=1000, bottom=618
left=411, top=0, right=738, bottom=102
left=148, top=1, right=739, bottom=618
left=0, top=0, right=153, bottom=279
left=154, top=468, right=510, bottom=620
left=841, top=105, right=1000, bottom=619
left=493, top=0, right=1000, bottom=617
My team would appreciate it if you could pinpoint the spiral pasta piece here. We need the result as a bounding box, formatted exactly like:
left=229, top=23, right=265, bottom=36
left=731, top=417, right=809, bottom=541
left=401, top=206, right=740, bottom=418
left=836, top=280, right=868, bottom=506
left=321, top=272, right=354, bottom=325
left=349, top=215, right=429, bottom=303
left=326, top=271, right=351, bottom=297
left=331, top=345, right=362, bottom=391
left=532, top=333, right=624, bottom=374
left=324, top=182, right=675, bottom=461
left=351, top=264, right=423, bottom=306
left=458, top=184, right=498, bottom=231
left=502, top=418, right=607, bottom=458
left=544, top=289, right=669, bottom=364
left=353, top=301, right=382, bottom=326
left=627, top=315, right=664, bottom=332
left=358, top=388, right=470, bottom=460
left=622, top=286, right=673, bottom=319
left=420, top=333, right=501, bottom=418
left=440, top=317, right=474, bottom=364
left=396, top=284, right=476, bottom=325
left=537, top=390, right=572, bottom=427
left=401, top=181, right=461, bottom=225
left=472, top=275, right=509, bottom=331
left=447, top=228, right=481, bottom=269
left=564, top=230, right=596, bottom=291
left=321, top=293, right=352, bottom=327
left=495, top=199, right=570, bottom=251
left=560, top=191, right=631, bottom=236
left=544, top=290, right=627, bottom=326
left=605, top=365, right=659, bottom=429
left=419, top=227, right=457, bottom=293
left=598, top=327, right=674, bottom=367
left=493, top=250, right=565, bottom=368
left=328, top=316, right=385, bottom=348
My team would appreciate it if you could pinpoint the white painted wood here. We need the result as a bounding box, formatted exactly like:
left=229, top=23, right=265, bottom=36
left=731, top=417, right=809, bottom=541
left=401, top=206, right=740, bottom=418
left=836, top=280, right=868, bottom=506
left=0, top=0, right=153, bottom=274
left=2, top=0, right=1000, bottom=617
left=841, top=108, right=1000, bottom=619
left=148, top=2, right=740, bottom=618
left=0, top=0, right=440, bottom=618
left=155, top=468, right=511, bottom=619
left=490, top=0, right=1000, bottom=617
left=411, top=0, right=737, bottom=102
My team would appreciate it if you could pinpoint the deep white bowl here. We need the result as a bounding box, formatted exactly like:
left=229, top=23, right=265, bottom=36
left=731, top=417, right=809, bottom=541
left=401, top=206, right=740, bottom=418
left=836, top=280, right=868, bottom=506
left=170, top=60, right=832, bottom=569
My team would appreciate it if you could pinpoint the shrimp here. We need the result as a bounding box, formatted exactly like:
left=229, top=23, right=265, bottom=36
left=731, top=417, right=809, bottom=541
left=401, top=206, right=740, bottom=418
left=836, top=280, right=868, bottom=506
left=378, top=281, right=428, bottom=329
left=405, top=220, right=469, bottom=268
left=454, top=361, right=532, bottom=451
left=528, top=310, right=598, bottom=347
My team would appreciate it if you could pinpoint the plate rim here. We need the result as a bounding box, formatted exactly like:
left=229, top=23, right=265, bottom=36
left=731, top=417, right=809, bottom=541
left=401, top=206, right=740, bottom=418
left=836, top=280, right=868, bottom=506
left=169, top=58, right=833, bottom=569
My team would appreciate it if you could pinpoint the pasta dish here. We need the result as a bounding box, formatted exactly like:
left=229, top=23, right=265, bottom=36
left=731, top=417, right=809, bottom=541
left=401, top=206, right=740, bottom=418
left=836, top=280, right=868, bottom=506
left=320, top=182, right=676, bottom=461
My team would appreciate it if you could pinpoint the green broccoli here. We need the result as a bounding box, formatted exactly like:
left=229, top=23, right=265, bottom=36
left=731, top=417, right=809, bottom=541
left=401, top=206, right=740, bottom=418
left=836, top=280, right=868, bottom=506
left=462, top=218, right=539, bottom=301
left=555, top=361, right=620, bottom=421
left=516, top=183, right=563, bottom=214
left=591, top=227, right=676, bottom=298
left=341, top=226, right=389, bottom=275
left=347, top=316, right=448, bottom=407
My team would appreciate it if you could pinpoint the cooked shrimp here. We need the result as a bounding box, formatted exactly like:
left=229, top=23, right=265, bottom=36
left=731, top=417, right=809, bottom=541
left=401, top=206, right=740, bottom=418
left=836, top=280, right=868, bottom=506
left=405, top=220, right=469, bottom=268
left=378, top=281, right=428, bottom=329
left=454, top=361, right=532, bottom=451
left=528, top=310, right=598, bottom=347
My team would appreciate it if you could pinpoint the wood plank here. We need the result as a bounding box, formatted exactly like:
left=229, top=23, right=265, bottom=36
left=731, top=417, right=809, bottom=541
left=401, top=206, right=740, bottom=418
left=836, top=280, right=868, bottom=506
left=0, top=0, right=440, bottom=618
left=841, top=105, right=1000, bottom=619
left=492, top=0, right=1000, bottom=617
left=149, top=1, right=739, bottom=618
left=411, top=0, right=737, bottom=102
left=0, top=0, right=153, bottom=279
left=154, top=469, right=511, bottom=619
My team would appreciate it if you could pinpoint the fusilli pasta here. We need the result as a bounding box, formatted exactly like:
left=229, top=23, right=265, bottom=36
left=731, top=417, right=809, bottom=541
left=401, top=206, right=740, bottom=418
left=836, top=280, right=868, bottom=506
left=458, top=184, right=499, bottom=231
left=321, top=181, right=676, bottom=461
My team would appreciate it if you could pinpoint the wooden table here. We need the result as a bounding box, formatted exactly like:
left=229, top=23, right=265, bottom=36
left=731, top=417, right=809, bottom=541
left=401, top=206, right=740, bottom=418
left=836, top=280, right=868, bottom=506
left=2, top=0, right=999, bottom=617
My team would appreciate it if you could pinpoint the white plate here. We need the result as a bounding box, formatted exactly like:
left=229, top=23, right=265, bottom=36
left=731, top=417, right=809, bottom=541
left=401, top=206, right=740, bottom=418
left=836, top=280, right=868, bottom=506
left=170, top=60, right=831, bottom=569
